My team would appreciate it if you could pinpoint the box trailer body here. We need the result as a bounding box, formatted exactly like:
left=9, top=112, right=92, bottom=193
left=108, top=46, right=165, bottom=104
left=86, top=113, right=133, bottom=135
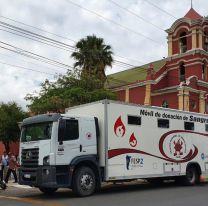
left=19, top=100, right=208, bottom=196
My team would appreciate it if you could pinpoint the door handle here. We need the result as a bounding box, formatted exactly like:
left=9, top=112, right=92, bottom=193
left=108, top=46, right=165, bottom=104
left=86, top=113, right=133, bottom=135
left=80, top=144, right=82, bottom=152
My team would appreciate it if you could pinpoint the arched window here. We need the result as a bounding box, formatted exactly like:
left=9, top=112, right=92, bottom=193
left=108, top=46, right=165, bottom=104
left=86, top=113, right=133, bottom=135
left=179, top=63, right=185, bottom=82
left=179, top=32, right=187, bottom=53
left=162, top=100, right=169, bottom=108
left=204, top=31, right=208, bottom=52
left=190, top=99, right=197, bottom=110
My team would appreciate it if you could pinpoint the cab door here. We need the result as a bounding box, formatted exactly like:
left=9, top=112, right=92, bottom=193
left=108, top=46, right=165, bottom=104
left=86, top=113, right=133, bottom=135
left=79, top=118, right=97, bottom=156
left=55, top=117, right=81, bottom=165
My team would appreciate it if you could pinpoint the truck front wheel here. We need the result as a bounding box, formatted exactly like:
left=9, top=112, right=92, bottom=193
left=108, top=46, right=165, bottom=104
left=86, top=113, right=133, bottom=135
left=72, top=166, right=96, bottom=197
left=39, top=187, right=58, bottom=195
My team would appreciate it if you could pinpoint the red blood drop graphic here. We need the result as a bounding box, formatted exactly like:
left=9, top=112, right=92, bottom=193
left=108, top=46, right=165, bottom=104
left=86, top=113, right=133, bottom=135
left=129, top=133, right=137, bottom=147
left=114, top=116, right=126, bottom=137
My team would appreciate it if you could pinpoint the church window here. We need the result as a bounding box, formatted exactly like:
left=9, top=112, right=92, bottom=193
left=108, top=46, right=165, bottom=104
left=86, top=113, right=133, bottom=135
left=190, top=100, right=196, bottom=110
left=179, top=32, right=187, bottom=53
left=162, top=100, right=169, bottom=108
left=179, top=63, right=185, bottom=82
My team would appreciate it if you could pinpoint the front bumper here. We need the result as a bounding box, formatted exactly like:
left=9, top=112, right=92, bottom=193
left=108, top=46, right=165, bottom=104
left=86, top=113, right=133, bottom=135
left=19, top=166, right=70, bottom=188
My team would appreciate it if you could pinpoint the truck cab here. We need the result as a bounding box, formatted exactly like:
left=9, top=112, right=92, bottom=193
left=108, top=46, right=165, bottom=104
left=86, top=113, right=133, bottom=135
left=19, top=113, right=100, bottom=196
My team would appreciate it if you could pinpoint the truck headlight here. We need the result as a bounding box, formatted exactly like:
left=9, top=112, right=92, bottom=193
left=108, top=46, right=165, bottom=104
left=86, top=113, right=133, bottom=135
left=43, top=155, right=50, bottom=165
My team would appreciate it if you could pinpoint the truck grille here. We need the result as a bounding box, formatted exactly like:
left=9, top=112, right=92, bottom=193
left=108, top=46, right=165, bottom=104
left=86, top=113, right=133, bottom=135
left=21, top=148, right=39, bottom=168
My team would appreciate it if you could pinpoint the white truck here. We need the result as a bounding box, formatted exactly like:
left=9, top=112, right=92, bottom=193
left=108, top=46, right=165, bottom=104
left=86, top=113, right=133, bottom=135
left=19, top=100, right=208, bottom=196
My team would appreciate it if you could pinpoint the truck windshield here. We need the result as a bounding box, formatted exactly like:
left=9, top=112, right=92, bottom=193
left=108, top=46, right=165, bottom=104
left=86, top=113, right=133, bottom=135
left=21, top=122, right=53, bottom=142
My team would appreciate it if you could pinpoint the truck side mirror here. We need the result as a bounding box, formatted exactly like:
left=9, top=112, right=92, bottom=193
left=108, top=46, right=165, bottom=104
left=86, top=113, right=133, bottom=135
left=58, top=118, right=65, bottom=144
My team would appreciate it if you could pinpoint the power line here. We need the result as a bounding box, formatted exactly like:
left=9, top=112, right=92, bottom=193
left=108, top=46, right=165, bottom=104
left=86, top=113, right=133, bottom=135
left=108, top=0, right=164, bottom=31
left=0, top=15, right=76, bottom=43
left=0, top=60, right=55, bottom=76
left=114, top=60, right=136, bottom=68
left=0, top=21, right=140, bottom=68
left=0, top=21, right=75, bottom=51
left=114, top=54, right=144, bottom=65
left=145, top=0, right=177, bottom=20
left=0, top=39, right=135, bottom=72
left=0, top=15, right=145, bottom=66
left=0, top=44, right=70, bottom=72
left=65, top=0, right=164, bottom=46
left=0, top=28, right=74, bottom=53
left=0, top=51, right=64, bottom=73
left=0, top=40, right=136, bottom=74
left=0, top=16, right=146, bottom=67
left=0, top=41, right=73, bottom=70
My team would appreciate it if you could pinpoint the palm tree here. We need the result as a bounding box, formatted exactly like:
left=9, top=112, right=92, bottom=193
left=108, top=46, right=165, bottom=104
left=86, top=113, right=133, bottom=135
left=71, top=35, right=113, bottom=81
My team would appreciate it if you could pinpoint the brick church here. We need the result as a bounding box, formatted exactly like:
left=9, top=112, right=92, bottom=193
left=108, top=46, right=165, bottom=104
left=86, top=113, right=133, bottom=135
left=108, top=8, right=208, bottom=114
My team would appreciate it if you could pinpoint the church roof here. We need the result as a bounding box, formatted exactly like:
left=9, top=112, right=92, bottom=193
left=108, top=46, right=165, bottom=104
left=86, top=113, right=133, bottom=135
left=107, top=59, right=166, bottom=88
left=184, top=8, right=202, bottom=20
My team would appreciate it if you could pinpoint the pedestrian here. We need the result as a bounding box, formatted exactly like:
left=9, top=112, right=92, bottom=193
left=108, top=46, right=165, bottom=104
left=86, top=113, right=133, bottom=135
left=4, top=152, right=19, bottom=183
left=1, top=151, right=8, bottom=180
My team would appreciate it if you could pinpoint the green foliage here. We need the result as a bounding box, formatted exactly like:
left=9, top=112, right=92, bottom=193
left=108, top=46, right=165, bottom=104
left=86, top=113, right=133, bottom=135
left=26, top=35, right=115, bottom=114
left=26, top=70, right=116, bottom=114
left=0, top=102, right=27, bottom=152
left=71, top=35, right=113, bottom=82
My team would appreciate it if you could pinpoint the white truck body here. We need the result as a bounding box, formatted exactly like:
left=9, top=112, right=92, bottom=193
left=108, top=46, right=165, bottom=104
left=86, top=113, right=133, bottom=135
left=65, top=100, right=208, bottom=181
left=19, top=100, right=208, bottom=196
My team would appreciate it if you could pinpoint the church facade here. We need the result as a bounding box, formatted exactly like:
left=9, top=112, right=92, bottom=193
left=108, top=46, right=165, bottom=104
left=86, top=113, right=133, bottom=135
left=108, top=8, right=208, bottom=114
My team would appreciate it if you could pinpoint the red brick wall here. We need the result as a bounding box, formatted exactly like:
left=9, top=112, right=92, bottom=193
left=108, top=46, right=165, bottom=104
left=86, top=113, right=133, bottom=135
left=117, top=90, right=125, bottom=102
left=0, top=142, right=19, bottom=156
left=152, top=76, right=169, bottom=90
left=129, top=86, right=145, bottom=104
left=189, top=92, right=199, bottom=112
left=0, top=143, right=4, bottom=156
left=151, top=92, right=178, bottom=109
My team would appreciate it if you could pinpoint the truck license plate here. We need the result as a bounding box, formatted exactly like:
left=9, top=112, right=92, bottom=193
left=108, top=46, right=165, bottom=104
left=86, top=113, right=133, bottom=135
left=24, top=174, right=31, bottom=178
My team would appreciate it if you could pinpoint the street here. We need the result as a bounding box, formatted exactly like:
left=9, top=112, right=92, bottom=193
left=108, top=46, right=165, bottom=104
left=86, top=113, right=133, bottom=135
left=0, top=181, right=208, bottom=206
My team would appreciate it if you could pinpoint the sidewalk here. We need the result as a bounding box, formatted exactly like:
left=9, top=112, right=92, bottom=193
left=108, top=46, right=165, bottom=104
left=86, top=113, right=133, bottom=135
left=6, top=181, right=32, bottom=189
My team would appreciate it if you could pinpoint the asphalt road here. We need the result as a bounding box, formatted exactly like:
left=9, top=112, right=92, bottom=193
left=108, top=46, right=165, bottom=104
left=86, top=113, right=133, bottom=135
left=0, top=181, right=208, bottom=206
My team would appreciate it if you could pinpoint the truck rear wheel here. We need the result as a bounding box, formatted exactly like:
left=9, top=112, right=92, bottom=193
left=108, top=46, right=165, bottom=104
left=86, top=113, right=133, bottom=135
left=39, top=187, right=58, bottom=195
left=72, top=166, right=96, bottom=197
left=184, top=166, right=199, bottom=186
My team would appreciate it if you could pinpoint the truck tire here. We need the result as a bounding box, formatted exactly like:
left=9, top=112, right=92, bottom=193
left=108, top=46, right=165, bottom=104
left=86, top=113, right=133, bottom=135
left=39, top=187, right=58, bottom=195
left=72, top=166, right=96, bottom=197
left=184, top=166, right=199, bottom=186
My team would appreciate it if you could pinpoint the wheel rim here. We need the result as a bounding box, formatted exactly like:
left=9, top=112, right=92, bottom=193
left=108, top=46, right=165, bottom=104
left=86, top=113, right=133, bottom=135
left=187, top=169, right=195, bottom=183
left=80, top=173, right=93, bottom=191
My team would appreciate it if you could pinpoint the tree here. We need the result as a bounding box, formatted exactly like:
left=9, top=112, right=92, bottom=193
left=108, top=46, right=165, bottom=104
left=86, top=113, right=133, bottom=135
left=25, top=70, right=116, bottom=114
left=0, top=102, right=27, bottom=152
left=26, top=35, right=115, bottom=114
left=71, top=35, right=113, bottom=83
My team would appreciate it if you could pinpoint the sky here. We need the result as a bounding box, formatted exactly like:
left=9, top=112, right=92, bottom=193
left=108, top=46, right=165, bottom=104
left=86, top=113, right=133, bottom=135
left=0, top=0, right=208, bottom=110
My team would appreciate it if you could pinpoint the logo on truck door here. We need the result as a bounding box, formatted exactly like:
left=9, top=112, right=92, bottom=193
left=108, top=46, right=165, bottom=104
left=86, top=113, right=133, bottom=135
left=114, top=116, right=126, bottom=137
